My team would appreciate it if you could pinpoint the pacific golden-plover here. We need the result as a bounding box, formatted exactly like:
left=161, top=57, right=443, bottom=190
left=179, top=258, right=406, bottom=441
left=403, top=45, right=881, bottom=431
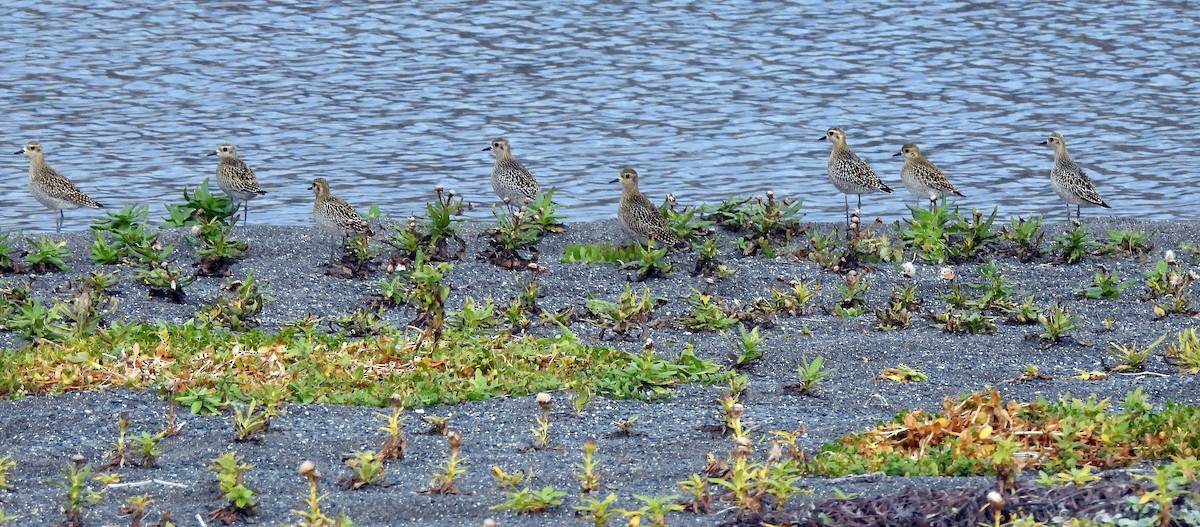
left=210, top=143, right=266, bottom=224
left=16, top=141, right=103, bottom=232
left=894, top=143, right=964, bottom=211
left=483, top=137, right=539, bottom=206
left=309, top=177, right=371, bottom=262
left=613, top=167, right=687, bottom=249
left=1040, top=132, right=1110, bottom=221
left=819, top=127, right=892, bottom=225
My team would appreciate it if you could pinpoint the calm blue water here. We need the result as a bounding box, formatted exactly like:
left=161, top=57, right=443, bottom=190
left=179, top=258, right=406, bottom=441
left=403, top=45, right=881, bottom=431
left=2, top=1, right=1198, bottom=232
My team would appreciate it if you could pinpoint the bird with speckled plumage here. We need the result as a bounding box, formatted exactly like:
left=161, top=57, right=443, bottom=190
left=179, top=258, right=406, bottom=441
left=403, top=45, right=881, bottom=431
left=1040, top=132, right=1110, bottom=221
left=483, top=137, right=539, bottom=206
left=15, top=141, right=103, bottom=233
left=210, top=143, right=266, bottom=224
left=894, top=143, right=964, bottom=211
left=613, top=167, right=688, bottom=249
left=819, top=127, right=892, bottom=225
left=309, top=177, right=371, bottom=262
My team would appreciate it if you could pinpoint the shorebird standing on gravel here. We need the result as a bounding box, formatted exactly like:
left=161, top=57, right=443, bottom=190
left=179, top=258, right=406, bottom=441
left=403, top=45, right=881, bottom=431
left=1040, top=132, right=1110, bottom=222
left=819, top=127, right=892, bottom=226
left=483, top=137, right=539, bottom=208
left=894, top=143, right=964, bottom=211
left=16, top=141, right=103, bottom=233
left=210, top=143, right=267, bottom=224
left=612, top=167, right=688, bottom=249
left=309, top=177, right=371, bottom=262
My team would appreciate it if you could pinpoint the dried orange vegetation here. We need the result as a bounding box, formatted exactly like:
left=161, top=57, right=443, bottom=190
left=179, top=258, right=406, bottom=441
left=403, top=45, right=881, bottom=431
left=808, top=389, right=1200, bottom=477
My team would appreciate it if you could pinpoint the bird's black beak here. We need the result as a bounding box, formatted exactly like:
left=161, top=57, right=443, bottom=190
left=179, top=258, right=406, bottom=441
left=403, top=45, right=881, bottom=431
left=482, top=146, right=492, bottom=152
left=307, top=184, right=314, bottom=190
left=13, top=150, right=23, bottom=155
left=817, top=136, right=827, bottom=141
left=893, top=152, right=902, bottom=157
left=609, top=178, right=619, bottom=184
left=1038, top=140, right=1048, bottom=145
left=207, top=151, right=217, bottom=156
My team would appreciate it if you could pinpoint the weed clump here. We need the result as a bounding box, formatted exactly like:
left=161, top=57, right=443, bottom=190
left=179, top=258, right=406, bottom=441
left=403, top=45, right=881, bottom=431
left=384, top=186, right=467, bottom=266
left=209, top=451, right=257, bottom=523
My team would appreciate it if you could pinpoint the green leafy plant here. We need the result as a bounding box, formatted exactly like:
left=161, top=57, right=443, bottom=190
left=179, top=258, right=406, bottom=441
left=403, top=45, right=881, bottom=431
left=190, top=216, right=250, bottom=276
left=1142, top=260, right=1195, bottom=318
left=1164, top=328, right=1200, bottom=374
left=59, top=455, right=103, bottom=527
left=659, top=194, right=714, bottom=243
left=618, top=241, right=674, bottom=282
left=134, top=260, right=193, bottom=303
left=1101, top=229, right=1152, bottom=257
left=209, top=451, right=257, bottom=522
left=133, top=431, right=164, bottom=468
left=875, top=284, right=918, bottom=330
left=0, top=454, right=14, bottom=491
left=0, top=231, right=20, bottom=272
left=524, top=392, right=555, bottom=451
left=490, top=465, right=528, bottom=489
left=1051, top=224, right=1095, bottom=264
left=162, top=178, right=237, bottom=227
left=41, top=281, right=117, bottom=342
left=423, top=430, right=467, bottom=494
left=1001, top=215, right=1046, bottom=262
left=678, top=289, right=738, bottom=331
left=402, top=257, right=453, bottom=343
left=376, top=394, right=407, bottom=461
left=1107, top=333, right=1167, bottom=373
left=574, top=437, right=602, bottom=495
left=560, top=243, right=640, bottom=263
left=291, top=461, right=354, bottom=527
left=896, top=204, right=998, bottom=264
left=1037, top=304, right=1082, bottom=347
left=91, top=204, right=172, bottom=265
left=118, top=494, right=153, bottom=527
left=629, top=494, right=685, bottom=527
left=196, top=271, right=272, bottom=331
left=574, top=492, right=620, bottom=527
left=24, top=236, right=70, bottom=272
left=340, top=451, right=385, bottom=489
left=788, top=355, right=832, bottom=396
left=1075, top=268, right=1134, bottom=300
left=103, top=412, right=134, bottom=469
left=584, top=284, right=663, bottom=340
left=383, top=186, right=467, bottom=263
left=178, top=386, right=224, bottom=415
left=833, top=271, right=868, bottom=317
left=876, top=364, right=927, bottom=382
left=701, top=192, right=804, bottom=257
left=677, top=473, right=713, bottom=513
left=482, top=189, right=565, bottom=267
left=750, top=278, right=820, bottom=317
left=231, top=400, right=279, bottom=442
left=491, top=485, right=567, bottom=513
left=728, top=324, right=766, bottom=370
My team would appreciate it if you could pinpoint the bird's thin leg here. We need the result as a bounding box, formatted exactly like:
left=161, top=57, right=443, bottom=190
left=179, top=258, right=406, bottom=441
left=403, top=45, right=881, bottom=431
left=56, top=211, right=64, bottom=233
left=857, top=194, right=862, bottom=216
left=1076, top=205, right=1081, bottom=221
left=843, top=194, right=850, bottom=228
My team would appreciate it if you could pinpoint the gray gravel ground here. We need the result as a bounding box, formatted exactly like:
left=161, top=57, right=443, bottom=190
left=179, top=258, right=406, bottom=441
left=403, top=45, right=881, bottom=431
left=2, top=217, right=1200, bottom=526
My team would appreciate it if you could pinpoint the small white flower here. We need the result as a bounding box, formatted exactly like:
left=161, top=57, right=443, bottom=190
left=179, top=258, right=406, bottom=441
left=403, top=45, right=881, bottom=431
left=940, top=267, right=955, bottom=281
left=1165, top=250, right=1177, bottom=265
left=901, top=262, right=916, bottom=279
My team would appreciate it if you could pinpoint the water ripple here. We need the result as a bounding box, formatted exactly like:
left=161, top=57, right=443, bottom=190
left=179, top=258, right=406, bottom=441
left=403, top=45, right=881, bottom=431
left=1, top=0, right=1197, bottom=232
